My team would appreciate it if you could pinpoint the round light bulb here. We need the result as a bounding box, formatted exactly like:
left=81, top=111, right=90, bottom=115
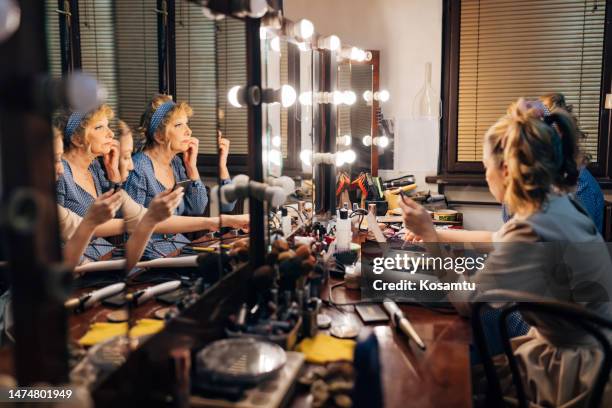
left=376, top=135, right=390, bottom=148
left=350, top=47, right=366, bottom=62
left=362, top=135, right=372, bottom=146
left=300, top=149, right=313, bottom=166
left=297, top=19, right=314, bottom=39
left=377, top=90, right=390, bottom=102
left=280, top=85, right=297, bottom=107
left=0, top=0, right=20, bottom=42
left=343, top=149, right=356, bottom=164
left=363, top=90, right=373, bottom=103
left=329, top=35, right=341, bottom=51
left=335, top=152, right=346, bottom=167
left=338, top=134, right=352, bottom=146
left=271, top=135, right=281, bottom=148
left=248, top=0, right=268, bottom=18
left=332, top=90, right=343, bottom=105
left=343, top=91, right=356, bottom=105
left=227, top=85, right=242, bottom=108
left=299, top=91, right=313, bottom=106
left=270, top=36, right=280, bottom=52
left=269, top=149, right=282, bottom=166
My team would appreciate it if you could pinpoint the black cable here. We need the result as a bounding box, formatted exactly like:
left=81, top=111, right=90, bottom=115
left=283, top=205, right=304, bottom=223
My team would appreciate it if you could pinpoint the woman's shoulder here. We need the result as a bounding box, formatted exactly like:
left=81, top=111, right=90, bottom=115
left=494, top=217, right=539, bottom=243
left=131, top=152, right=153, bottom=172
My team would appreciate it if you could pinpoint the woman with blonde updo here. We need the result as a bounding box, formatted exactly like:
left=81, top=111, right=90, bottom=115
left=400, top=99, right=612, bottom=406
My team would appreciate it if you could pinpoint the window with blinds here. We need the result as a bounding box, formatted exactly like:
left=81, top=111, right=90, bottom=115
left=457, top=0, right=606, bottom=163
left=215, top=19, right=249, bottom=155
left=78, top=0, right=119, bottom=115
left=114, top=1, right=159, bottom=131
left=280, top=40, right=289, bottom=158
left=337, top=64, right=352, bottom=138
left=45, top=0, right=62, bottom=79
left=175, top=1, right=217, bottom=154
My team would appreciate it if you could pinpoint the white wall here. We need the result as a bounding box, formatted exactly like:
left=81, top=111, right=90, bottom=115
left=285, top=0, right=502, bottom=231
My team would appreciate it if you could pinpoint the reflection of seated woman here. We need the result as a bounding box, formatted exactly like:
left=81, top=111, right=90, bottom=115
left=400, top=100, right=612, bottom=406
left=54, top=107, right=247, bottom=262
left=125, top=94, right=236, bottom=258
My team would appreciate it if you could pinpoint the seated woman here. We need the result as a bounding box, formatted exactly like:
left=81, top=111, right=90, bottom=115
left=400, top=99, right=612, bottom=406
left=125, top=94, right=236, bottom=258
left=54, top=106, right=248, bottom=263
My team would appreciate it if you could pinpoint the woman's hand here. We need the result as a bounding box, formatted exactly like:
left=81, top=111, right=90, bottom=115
left=82, top=190, right=123, bottom=227
left=103, top=139, right=121, bottom=183
left=218, top=130, right=230, bottom=180
left=404, top=229, right=423, bottom=243
left=398, top=196, right=437, bottom=242
left=223, top=214, right=250, bottom=230
left=183, top=138, right=200, bottom=180
left=143, top=188, right=184, bottom=225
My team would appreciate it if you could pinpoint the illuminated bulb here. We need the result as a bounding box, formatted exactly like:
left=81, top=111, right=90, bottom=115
left=296, top=19, right=314, bottom=40
left=375, top=135, right=390, bottom=148
left=350, top=47, right=366, bottom=62
left=343, top=149, right=356, bottom=164
left=338, top=134, right=352, bottom=146
left=271, top=135, right=281, bottom=148
left=227, top=86, right=242, bottom=108
left=332, top=90, right=343, bottom=105
left=362, top=135, right=372, bottom=146
left=335, top=152, right=346, bottom=167
left=270, top=36, right=280, bottom=52
left=329, top=35, right=341, bottom=51
left=281, top=85, right=296, bottom=107
left=300, top=149, right=313, bottom=166
left=299, top=91, right=313, bottom=106
left=297, top=42, right=310, bottom=52
left=363, top=90, right=373, bottom=103
left=247, top=0, right=268, bottom=18
left=342, top=91, right=356, bottom=105
left=377, top=90, right=390, bottom=102
left=269, top=149, right=282, bottom=166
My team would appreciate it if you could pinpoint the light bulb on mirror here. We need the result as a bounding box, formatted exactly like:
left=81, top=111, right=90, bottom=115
left=362, top=135, right=372, bottom=146
left=299, top=91, right=313, bottom=106
left=299, top=149, right=313, bottom=166
left=268, top=149, right=282, bottom=166
left=318, top=34, right=341, bottom=51
left=342, top=91, right=356, bottom=106
left=281, top=85, right=297, bottom=107
left=227, top=86, right=243, bottom=108
left=332, top=90, right=343, bottom=105
left=335, top=153, right=346, bottom=167
left=271, top=135, right=281, bottom=148
left=363, top=90, right=373, bottom=103
left=376, top=90, right=390, bottom=103
left=350, top=47, right=366, bottom=62
left=295, top=19, right=314, bottom=40
left=374, top=135, right=390, bottom=148
left=338, top=134, right=352, bottom=146
left=342, top=149, right=356, bottom=164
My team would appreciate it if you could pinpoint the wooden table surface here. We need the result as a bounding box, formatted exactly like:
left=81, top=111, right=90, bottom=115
left=290, top=278, right=472, bottom=408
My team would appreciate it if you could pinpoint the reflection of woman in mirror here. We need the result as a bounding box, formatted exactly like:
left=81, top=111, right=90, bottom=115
left=124, top=94, right=236, bottom=258
left=54, top=106, right=248, bottom=262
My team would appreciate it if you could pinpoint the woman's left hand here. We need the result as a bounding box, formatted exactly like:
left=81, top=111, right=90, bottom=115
left=398, top=196, right=438, bottom=242
left=183, top=137, right=200, bottom=180
left=103, top=139, right=121, bottom=182
left=218, top=131, right=231, bottom=180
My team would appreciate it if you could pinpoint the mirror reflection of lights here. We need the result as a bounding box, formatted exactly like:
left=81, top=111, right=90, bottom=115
left=281, top=85, right=297, bottom=108
left=271, top=135, right=281, bottom=148
left=269, top=149, right=282, bottom=166
left=377, top=90, right=390, bottom=103
left=296, top=19, right=314, bottom=40
left=300, top=149, right=313, bottom=166
left=342, top=91, right=356, bottom=105
left=227, top=86, right=242, bottom=108
left=335, top=153, right=346, bottom=167
left=332, top=90, right=343, bottom=105
left=338, top=134, right=352, bottom=146
left=363, top=90, right=373, bottom=103
left=342, top=149, right=356, bottom=164
left=299, top=91, right=313, bottom=106
left=362, top=135, right=372, bottom=146
left=375, top=135, right=390, bottom=148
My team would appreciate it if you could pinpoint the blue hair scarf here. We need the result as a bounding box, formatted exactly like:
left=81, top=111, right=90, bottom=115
left=148, top=101, right=176, bottom=136
left=64, top=111, right=86, bottom=143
